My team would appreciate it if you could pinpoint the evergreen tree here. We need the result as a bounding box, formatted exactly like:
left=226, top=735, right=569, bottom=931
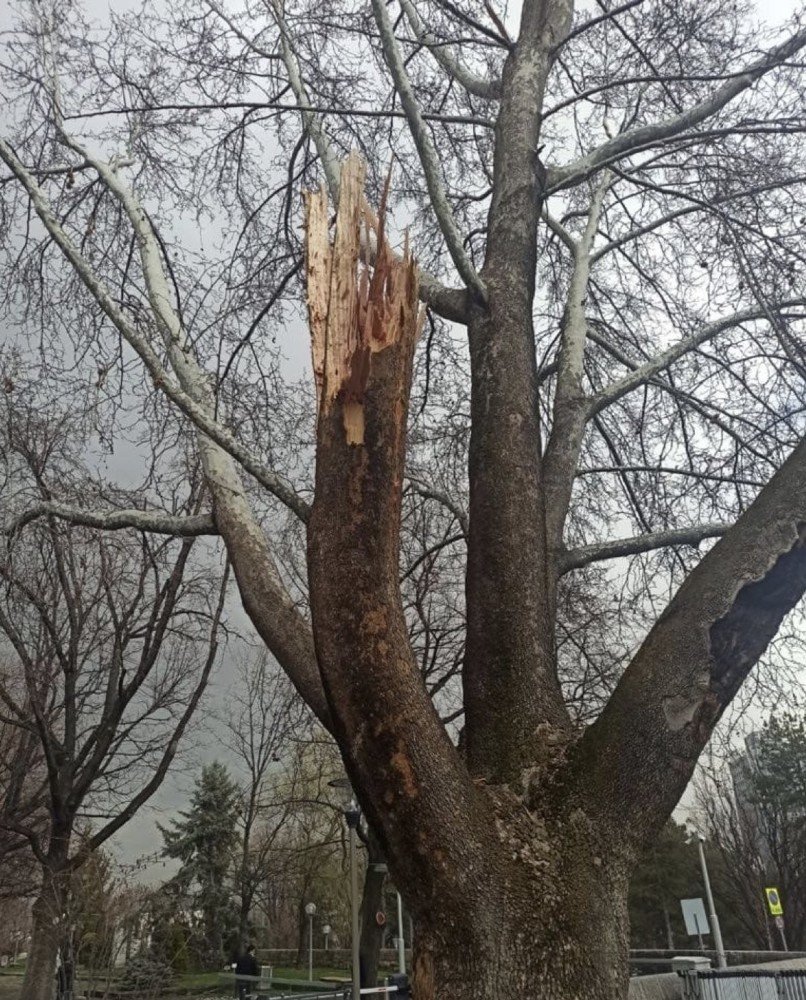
left=159, top=762, right=240, bottom=969
left=629, top=821, right=695, bottom=949
left=68, top=847, right=118, bottom=971
left=747, top=713, right=806, bottom=949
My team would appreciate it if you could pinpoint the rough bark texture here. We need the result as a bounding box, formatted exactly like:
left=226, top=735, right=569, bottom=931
left=23, top=847, right=69, bottom=1000
left=570, top=436, right=806, bottom=842
left=358, top=832, right=386, bottom=989
left=464, top=0, right=574, bottom=782
left=408, top=791, right=633, bottom=1000
left=303, top=149, right=642, bottom=1000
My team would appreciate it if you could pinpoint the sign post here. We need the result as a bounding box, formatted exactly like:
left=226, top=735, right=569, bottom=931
left=681, top=898, right=710, bottom=952
left=765, top=888, right=788, bottom=951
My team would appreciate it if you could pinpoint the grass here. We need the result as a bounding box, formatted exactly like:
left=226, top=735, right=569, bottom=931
left=0, top=963, right=361, bottom=997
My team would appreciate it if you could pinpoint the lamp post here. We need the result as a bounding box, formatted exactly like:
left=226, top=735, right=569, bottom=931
left=396, top=892, right=406, bottom=975
left=692, top=831, right=727, bottom=969
left=323, top=924, right=331, bottom=952
left=305, top=902, right=317, bottom=981
left=330, top=777, right=362, bottom=1000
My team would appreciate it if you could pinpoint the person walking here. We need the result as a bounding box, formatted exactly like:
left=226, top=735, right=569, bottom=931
left=234, top=944, right=260, bottom=999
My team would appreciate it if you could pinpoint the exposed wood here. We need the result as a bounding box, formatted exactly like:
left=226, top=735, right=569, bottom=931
left=305, top=154, right=425, bottom=446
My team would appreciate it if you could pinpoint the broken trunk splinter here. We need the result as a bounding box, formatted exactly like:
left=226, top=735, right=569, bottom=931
left=304, top=153, right=425, bottom=445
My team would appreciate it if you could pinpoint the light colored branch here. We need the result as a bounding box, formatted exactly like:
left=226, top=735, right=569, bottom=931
left=406, top=477, right=469, bottom=536
left=541, top=207, right=576, bottom=252
left=370, top=0, right=486, bottom=298
left=268, top=0, right=341, bottom=197
left=202, top=0, right=281, bottom=63
left=590, top=172, right=806, bottom=264
left=0, top=137, right=310, bottom=523
left=3, top=503, right=216, bottom=538
left=553, top=174, right=610, bottom=405
left=398, top=0, right=501, bottom=99
left=543, top=173, right=610, bottom=548
left=560, top=522, right=728, bottom=573
left=267, top=1, right=471, bottom=322
left=590, top=300, right=806, bottom=414
left=0, top=131, right=329, bottom=726
left=546, top=25, right=806, bottom=192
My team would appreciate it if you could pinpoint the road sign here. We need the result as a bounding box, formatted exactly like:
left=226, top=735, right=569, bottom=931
left=775, top=916, right=785, bottom=930
left=765, top=887, right=784, bottom=916
left=681, top=898, right=709, bottom=937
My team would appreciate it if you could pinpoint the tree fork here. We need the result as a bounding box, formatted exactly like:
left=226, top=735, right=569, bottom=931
left=305, top=154, right=495, bottom=919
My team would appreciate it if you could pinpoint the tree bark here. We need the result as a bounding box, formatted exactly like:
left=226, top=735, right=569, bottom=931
left=358, top=832, right=386, bottom=988
left=23, top=859, right=69, bottom=1000
left=408, top=802, right=633, bottom=1000
left=463, top=0, right=574, bottom=783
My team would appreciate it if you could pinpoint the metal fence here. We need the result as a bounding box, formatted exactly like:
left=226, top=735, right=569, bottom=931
left=682, top=970, right=806, bottom=1000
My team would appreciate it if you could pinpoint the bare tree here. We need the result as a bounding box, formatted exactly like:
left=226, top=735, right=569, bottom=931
left=2, top=0, right=806, bottom=996
left=696, top=763, right=771, bottom=951
left=0, top=410, right=228, bottom=999
left=222, top=650, right=305, bottom=951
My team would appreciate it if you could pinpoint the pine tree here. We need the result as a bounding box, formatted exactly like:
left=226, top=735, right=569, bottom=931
left=746, top=714, right=806, bottom=948
left=159, top=762, right=240, bottom=969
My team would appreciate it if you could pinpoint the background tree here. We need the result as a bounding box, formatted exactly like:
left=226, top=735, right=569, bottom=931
left=2, top=0, right=806, bottom=996
left=629, top=820, right=760, bottom=952
left=222, top=651, right=305, bottom=952
left=629, top=821, right=696, bottom=951
left=160, top=761, right=241, bottom=969
left=0, top=402, right=228, bottom=1000
left=702, top=713, right=806, bottom=950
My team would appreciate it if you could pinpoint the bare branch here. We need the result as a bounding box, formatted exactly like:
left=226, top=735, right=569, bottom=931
left=590, top=300, right=806, bottom=414
left=370, top=0, right=486, bottom=298
left=264, top=6, right=473, bottom=321
left=547, top=25, right=806, bottom=191
left=398, top=0, right=502, bottom=99
left=4, top=503, right=216, bottom=538
left=0, top=137, right=311, bottom=523
left=560, top=522, right=728, bottom=573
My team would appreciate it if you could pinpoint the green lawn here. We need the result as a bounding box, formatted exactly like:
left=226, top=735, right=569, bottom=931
left=0, top=963, right=360, bottom=998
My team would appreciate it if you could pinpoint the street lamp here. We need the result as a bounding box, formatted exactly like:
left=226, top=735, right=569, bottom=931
left=329, top=777, right=361, bottom=1000
left=396, top=892, right=406, bottom=975
left=305, top=902, right=317, bottom=981
left=323, top=924, right=331, bottom=951
left=691, top=830, right=727, bottom=969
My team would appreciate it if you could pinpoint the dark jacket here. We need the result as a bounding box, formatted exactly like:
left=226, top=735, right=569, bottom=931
left=235, top=952, right=260, bottom=978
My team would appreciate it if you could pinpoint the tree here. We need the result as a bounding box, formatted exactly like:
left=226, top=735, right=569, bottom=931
left=222, top=651, right=305, bottom=952
left=0, top=405, right=228, bottom=1000
left=702, top=714, right=806, bottom=950
left=629, top=821, right=695, bottom=950
left=2, top=0, right=806, bottom=996
left=66, top=843, right=118, bottom=991
left=628, top=820, right=758, bottom=952
left=160, top=761, right=242, bottom=969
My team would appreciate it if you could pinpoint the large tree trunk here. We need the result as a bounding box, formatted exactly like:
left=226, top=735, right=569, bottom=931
left=23, top=864, right=68, bottom=1000
left=409, top=811, right=632, bottom=1000
left=358, top=832, right=386, bottom=989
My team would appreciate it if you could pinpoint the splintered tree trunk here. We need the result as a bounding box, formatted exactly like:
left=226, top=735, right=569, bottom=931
left=303, top=156, right=637, bottom=1000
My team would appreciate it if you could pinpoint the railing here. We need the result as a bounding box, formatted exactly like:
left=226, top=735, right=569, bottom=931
left=681, top=969, right=806, bottom=1000
left=218, top=971, right=407, bottom=999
